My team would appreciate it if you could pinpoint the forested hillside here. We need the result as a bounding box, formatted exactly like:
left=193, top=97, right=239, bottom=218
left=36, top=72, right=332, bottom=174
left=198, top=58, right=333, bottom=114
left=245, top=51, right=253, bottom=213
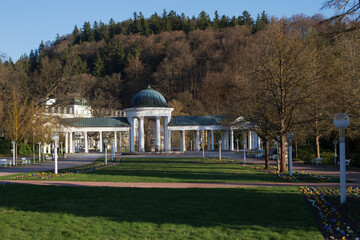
left=1, top=10, right=360, bottom=166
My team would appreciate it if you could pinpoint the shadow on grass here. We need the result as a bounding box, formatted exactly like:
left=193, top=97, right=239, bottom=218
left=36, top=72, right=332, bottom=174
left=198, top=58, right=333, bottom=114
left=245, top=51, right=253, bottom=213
left=83, top=168, right=285, bottom=182
left=0, top=184, right=317, bottom=234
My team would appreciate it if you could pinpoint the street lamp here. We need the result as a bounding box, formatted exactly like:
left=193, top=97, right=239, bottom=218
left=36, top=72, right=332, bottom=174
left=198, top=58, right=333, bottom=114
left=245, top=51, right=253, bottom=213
left=286, top=131, right=294, bottom=176
left=242, top=139, right=246, bottom=164
left=218, top=140, right=222, bottom=161
left=201, top=138, right=205, bottom=158
left=11, top=140, right=15, bottom=165
left=51, top=133, right=59, bottom=174
left=103, top=139, right=108, bottom=165
left=333, top=139, right=338, bottom=166
left=111, top=140, right=115, bottom=161
left=190, top=140, right=193, bottom=151
left=236, top=139, right=239, bottom=152
left=38, top=142, right=42, bottom=161
left=334, top=113, right=350, bottom=204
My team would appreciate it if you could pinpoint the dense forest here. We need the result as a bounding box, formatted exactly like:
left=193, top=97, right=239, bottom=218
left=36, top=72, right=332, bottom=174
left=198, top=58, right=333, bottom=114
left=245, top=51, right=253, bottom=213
left=1, top=9, right=360, bottom=169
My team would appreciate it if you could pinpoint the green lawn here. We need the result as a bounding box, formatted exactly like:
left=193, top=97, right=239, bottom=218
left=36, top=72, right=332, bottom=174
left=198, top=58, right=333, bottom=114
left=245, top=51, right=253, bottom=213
left=0, top=184, right=323, bottom=240
left=47, top=157, right=289, bottom=183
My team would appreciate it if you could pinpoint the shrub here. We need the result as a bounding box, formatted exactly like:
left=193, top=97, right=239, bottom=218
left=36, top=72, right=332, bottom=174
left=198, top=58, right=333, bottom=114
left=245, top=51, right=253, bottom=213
left=17, top=143, right=32, bottom=155
left=297, top=146, right=315, bottom=164
left=320, top=151, right=336, bottom=165
left=0, top=138, right=11, bottom=154
left=350, top=152, right=360, bottom=167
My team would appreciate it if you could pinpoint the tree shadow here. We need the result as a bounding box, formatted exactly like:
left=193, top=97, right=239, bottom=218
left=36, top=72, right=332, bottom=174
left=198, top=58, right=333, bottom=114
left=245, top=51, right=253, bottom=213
left=0, top=184, right=318, bottom=236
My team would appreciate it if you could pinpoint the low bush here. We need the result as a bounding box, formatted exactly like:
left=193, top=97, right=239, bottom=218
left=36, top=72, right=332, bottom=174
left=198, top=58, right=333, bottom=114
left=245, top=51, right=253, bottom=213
left=0, top=138, right=11, bottom=154
left=17, top=143, right=32, bottom=155
left=350, top=152, right=360, bottom=167
left=298, top=146, right=315, bottom=164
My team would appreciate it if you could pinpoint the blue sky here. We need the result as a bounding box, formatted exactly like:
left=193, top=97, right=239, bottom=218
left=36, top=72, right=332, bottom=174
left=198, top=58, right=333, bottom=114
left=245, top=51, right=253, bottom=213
left=1, top=0, right=335, bottom=61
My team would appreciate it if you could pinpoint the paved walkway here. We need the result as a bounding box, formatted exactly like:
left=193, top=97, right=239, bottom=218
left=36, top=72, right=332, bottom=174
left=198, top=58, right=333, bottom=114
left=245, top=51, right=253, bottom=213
left=0, top=153, right=101, bottom=177
left=1, top=152, right=359, bottom=188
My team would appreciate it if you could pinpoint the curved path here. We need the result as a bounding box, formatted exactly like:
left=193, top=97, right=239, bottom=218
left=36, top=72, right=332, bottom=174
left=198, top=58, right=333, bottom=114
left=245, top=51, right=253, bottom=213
left=1, top=151, right=359, bottom=188
left=1, top=180, right=359, bottom=188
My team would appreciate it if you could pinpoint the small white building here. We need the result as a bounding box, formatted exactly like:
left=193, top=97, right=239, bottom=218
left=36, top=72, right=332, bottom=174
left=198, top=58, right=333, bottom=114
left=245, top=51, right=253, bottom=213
left=45, top=87, right=262, bottom=154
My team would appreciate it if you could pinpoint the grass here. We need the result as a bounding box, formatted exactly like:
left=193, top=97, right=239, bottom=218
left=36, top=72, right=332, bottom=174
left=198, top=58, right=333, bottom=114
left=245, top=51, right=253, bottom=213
left=12, top=157, right=290, bottom=183
left=0, top=184, right=323, bottom=240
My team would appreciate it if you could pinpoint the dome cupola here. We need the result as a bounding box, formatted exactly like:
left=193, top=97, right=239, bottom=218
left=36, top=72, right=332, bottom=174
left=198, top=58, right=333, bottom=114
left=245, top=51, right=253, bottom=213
left=129, top=86, right=170, bottom=108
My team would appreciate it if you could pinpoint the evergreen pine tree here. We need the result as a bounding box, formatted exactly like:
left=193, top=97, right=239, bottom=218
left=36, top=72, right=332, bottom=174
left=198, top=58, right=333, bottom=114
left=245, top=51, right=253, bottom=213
left=93, top=51, right=105, bottom=77
left=72, top=25, right=81, bottom=45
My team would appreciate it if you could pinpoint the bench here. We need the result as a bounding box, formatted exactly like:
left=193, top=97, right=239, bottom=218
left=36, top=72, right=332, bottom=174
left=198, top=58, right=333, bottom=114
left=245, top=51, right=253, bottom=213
left=19, top=158, right=30, bottom=166
left=312, top=158, right=322, bottom=166
left=0, top=159, right=7, bottom=167
left=337, top=159, right=351, bottom=168
left=346, top=159, right=351, bottom=168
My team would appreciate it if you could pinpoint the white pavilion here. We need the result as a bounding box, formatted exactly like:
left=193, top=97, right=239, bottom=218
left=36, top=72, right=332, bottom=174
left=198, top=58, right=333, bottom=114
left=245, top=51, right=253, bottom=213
left=44, top=87, right=262, bottom=154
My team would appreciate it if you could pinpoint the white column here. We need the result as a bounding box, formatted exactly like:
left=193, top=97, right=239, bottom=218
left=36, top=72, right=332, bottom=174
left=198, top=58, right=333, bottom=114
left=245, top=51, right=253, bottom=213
left=114, top=131, right=118, bottom=152
left=155, top=117, right=161, bottom=152
left=169, top=130, right=172, bottom=151
left=181, top=130, right=186, bottom=151
left=164, top=116, right=170, bottom=151
left=99, top=131, right=103, bottom=152
left=69, top=132, right=73, bottom=153
left=196, top=130, right=200, bottom=151
left=248, top=130, right=252, bottom=150
left=258, top=136, right=261, bottom=150
left=47, top=144, right=51, bottom=154
left=230, top=130, right=234, bottom=151
left=84, top=131, right=88, bottom=153
left=207, top=131, right=211, bottom=151
left=65, top=132, right=69, bottom=153
left=139, top=117, right=145, bottom=152
left=128, top=129, right=131, bottom=152
left=43, top=144, right=47, bottom=154
left=211, top=130, right=214, bottom=150
left=193, top=132, right=196, bottom=151
left=130, top=117, right=135, bottom=152
left=226, top=130, right=229, bottom=150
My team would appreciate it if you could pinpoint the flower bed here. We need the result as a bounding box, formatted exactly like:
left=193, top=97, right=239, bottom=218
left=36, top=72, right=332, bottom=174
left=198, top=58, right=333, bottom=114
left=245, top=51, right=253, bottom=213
left=300, top=186, right=359, bottom=240
left=8, top=161, right=121, bottom=180
left=241, top=163, right=334, bottom=182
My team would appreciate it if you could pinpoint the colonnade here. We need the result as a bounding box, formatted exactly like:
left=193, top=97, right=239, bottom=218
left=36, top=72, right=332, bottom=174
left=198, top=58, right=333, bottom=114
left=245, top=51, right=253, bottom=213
left=128, top=116, right=170, bottom=152
left=173, top=129, right=262, bottom=152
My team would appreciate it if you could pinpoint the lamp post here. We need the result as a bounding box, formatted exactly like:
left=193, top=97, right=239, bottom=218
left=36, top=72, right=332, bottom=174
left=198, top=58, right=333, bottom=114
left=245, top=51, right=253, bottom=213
left=111, top=140, right=115, bottom=161
left=334, top=113, right=350, bottom=204
left=242, top=139, right=246, bottom=164
left=218, top=140, right=222, bottom=161
left=51, top=133, right=59, bottom=174
left=38, top=142, right=42, bottom=161
left=11, top=140, right=15, bottom=165
left=103, top=139, right=108, bottom=165
left=236, top=139, right=239, bottom=152
left=190, top=140, right=193, bottom=151
left=286, top=131, right=294, bottom=176
left=333, top=139, right=338, bottom=166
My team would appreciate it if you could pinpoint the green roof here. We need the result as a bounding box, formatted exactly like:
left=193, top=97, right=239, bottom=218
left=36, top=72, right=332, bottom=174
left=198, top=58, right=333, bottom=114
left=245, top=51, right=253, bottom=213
left=63, top=117, right=130, bottom=127
left=168, top=116, right=225, bottom=126
left=130, top=87, right=170, bottom=108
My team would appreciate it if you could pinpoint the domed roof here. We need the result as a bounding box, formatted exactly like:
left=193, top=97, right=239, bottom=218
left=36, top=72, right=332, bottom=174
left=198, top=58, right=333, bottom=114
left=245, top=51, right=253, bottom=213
left=130, top=87, right=170, bottom=108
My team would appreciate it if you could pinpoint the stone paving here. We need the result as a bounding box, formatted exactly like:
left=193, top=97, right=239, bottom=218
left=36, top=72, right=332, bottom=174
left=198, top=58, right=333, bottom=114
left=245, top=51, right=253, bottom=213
left=0, top=151, right=359, bottom=188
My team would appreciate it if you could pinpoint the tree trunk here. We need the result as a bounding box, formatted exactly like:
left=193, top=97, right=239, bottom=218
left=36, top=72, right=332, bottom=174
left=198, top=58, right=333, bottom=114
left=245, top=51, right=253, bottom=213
left=315, top=135, right=321, bottom=158
left=295, top=140, right=298, bottom=159
left=32, top=142, right=36, bottom=164
left=280, top=133, right=287, bottom=173
left=15, top=142, right=18, bottom=166
left=264, top=139, right=270, bottom=170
